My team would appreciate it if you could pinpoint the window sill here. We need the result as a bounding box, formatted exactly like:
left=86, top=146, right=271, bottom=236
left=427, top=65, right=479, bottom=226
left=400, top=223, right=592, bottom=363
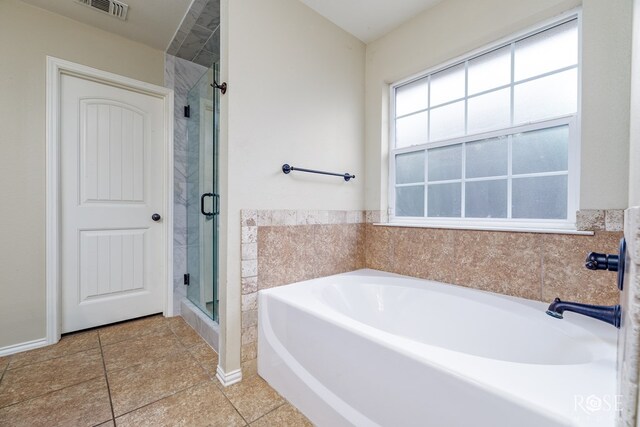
left=375, top=222, right=594, bottom=236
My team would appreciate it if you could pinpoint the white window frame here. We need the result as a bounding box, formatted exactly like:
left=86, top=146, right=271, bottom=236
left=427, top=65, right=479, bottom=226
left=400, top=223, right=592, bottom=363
left=388, top=10, right=582, bottom=231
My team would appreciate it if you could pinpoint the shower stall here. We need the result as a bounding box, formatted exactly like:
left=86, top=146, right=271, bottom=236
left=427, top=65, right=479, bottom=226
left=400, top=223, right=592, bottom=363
left=185, top=64, right=220, bottom=323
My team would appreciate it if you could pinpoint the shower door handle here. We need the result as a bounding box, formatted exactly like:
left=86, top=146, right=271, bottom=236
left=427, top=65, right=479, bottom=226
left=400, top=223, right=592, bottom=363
left=200, top=193, right=214, bottom=217
left=213, top=193, right=220, bottom=215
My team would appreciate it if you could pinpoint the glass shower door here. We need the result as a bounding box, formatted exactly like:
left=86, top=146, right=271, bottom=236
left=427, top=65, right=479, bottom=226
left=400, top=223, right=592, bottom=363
left=186, top=65, right=219, bottom=322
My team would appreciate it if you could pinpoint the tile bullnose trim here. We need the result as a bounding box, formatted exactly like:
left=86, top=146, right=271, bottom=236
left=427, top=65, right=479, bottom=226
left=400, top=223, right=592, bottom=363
left=216, top=366, right=242, bottom=387
left=245, top=209, right=366, bottom=227
left=375, top=222, right=594, bottom=236
left=624, top=207, right=640, bottom=260
left=618, top=206, right=640, bottom=427
left=577, top=209, right=625, bottom=232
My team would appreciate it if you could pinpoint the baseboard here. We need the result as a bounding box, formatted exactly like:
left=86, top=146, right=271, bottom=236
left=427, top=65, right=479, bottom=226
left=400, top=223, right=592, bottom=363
left=216, top=365, right=242, bottom=387
left=0, top=338, right=48, bottom=357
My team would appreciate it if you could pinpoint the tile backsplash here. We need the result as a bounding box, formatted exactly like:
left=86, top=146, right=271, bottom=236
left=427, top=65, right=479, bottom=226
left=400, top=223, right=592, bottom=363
left=241, top=209, right=623, bottom=376
left=366, top=224, right=622, bottom=305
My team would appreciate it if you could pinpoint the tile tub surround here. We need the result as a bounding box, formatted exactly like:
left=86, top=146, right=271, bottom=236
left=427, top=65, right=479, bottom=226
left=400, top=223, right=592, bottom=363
left=240, top=209, right=623, bottom=376
left=240, top=210, right=366, bottom=374
left=366, top=224, right=623, bottom=306
left=0, top=315, right=310, bottom=426
left=618, top=207, right=640, bottom=427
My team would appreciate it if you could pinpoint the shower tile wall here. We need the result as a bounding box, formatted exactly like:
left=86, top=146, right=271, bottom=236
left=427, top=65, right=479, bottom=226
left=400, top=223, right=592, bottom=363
left=165, top=55, right=208, bottom=313
left=167, top=0, right=220, bottom=68
left=165, top=0, right=220, bottom=313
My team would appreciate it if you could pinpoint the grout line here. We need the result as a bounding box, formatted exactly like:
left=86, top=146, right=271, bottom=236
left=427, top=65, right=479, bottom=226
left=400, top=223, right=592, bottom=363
left=0, top=357, right=10, bottom=385
left=183, top=341, right=217, bottom=381
left=5, top=343, right=101, bottom=372
left=97, top=334, right=117, bottom=424
left=0, top=375, right=103, bottom=411
left=222, top=389, right=248, bottom=425
left=2, top=346, right=102, bottom=384
left=113, top=378, right=211, bottom=420
left=246, top=401, right=287, bottom=425
left=540, top=235, right=546, bottom=301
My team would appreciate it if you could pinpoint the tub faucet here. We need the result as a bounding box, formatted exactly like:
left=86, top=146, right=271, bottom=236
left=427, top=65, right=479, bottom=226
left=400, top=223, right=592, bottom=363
left=546, top=298, right=621, bottom=328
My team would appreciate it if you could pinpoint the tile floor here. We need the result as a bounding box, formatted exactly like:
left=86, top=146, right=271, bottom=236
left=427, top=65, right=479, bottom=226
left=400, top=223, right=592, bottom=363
left=0, top=315, right=312, bottom=427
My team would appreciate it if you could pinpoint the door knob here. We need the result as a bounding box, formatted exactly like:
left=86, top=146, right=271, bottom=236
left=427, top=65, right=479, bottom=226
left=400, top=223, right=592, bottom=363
left=151, top=213, right=161, bottom=222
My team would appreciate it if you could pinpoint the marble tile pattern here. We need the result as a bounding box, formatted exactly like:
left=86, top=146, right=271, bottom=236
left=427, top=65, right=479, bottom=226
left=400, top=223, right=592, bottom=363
left=0, top=314, right=310, bottom=426
left=180, top=298, right=220, bottom=351
left=167, top=0, right=220, bottom=67
left=576, top=209, right=625, bottom=231
left=618, top=207, right=640, bottom=426
left=240, top=209, right=367, bottom=372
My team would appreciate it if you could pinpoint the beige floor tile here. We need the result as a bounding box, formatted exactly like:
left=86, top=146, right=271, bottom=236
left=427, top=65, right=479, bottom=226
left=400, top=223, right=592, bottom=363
left=96, top=422, right=115, bottom=427
left=98, top=314, right=167, bottom=346
left=167, top=317, right=203, bottom=347
left=0, top=356, right=9, bottom=375
left=102, top=326, right=183, bottom=372
left=116, top=381, right=245, bottom=427
left=0, top=348, right=103, bottom=408
left=251, top=403, right=312, bottom=426
left=0, top=377, right=112, bottom=427
left=222, top=375, right=285, bottom=423
left=187, top=342, right=219, bottom=377
left=108, top=348, right=209, bottom=416
left=8, top=331, right=99, bottom=370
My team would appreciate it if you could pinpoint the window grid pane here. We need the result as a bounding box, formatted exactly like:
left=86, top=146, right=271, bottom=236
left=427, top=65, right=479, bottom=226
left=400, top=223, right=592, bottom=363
left=393, top=18, right=577, bottom=222
left=393, top=18, right=578, bottom=147
left=399, top=126, right=570, bottom=220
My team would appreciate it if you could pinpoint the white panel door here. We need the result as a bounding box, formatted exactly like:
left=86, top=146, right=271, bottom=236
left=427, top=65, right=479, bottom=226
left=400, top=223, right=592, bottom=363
left=60, top=73, right=166, bottom=333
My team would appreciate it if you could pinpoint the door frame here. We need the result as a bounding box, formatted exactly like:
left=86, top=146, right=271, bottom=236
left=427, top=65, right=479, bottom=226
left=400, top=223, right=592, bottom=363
left=45, top=56, right=174, bottom=345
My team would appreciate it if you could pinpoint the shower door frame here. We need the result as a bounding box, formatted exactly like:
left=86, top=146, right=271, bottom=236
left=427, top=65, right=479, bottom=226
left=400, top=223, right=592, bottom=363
left=44, top=56, right=174, bottom=348
left=198, top=97, right=216, bottom=313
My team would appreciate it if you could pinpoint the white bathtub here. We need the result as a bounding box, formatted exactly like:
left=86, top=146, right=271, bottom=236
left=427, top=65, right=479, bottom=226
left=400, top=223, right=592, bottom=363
left=258, top=269, right=617, bottom=427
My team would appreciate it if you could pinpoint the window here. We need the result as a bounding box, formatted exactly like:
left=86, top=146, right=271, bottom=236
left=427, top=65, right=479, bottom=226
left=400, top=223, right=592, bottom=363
left=390, top=16, right=580, bottom=229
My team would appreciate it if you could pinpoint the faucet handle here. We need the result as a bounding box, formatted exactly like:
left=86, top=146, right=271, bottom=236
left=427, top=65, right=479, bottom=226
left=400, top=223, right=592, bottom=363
left=585, top=252, right=619, bottom=271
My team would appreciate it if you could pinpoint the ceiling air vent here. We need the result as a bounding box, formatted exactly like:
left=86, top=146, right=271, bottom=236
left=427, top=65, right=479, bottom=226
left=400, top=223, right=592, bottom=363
left=76, top=0, right=129, bottom=20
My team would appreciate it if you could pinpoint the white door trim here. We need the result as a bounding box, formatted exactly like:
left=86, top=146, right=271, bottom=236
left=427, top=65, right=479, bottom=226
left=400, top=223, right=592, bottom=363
left=46, top=56, right=174, bottom=345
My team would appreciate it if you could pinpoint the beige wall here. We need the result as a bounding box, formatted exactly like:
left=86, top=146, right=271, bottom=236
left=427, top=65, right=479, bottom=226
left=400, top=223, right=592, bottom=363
left=630, top=0, right=640, bottom=208
left=581, top=0, right=632, bottom=209
left=219, top=0, right=365, bottom=374
left=364, top=0, right=632, bottom=212
left=0, top=0, right=164, bottom=349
